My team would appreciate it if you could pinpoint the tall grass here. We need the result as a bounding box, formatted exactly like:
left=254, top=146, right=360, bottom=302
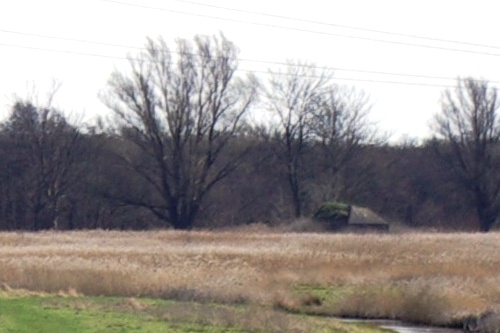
left=0, top=230, right=498, bottom=327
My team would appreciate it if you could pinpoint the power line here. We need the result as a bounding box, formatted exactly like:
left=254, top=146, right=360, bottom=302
left=101, top=0, right=500, bottom=58
left=0, top=43, right=128, bottom=60
left=0, top=4, right=491, bottom=87
left=241, top=58, right=458, bottom=82
left=239, top=68, right=457, bottom=88
left=0, top=28, right=465, bottom=83
left=0, top=29, right=142, bottom=50
left=0, top=42, right=459, bottom=89
left=168, top=0, right=500, bottom=51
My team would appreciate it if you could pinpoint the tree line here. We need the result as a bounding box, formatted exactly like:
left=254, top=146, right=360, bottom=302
left=1, top=34, right=499, bottom=232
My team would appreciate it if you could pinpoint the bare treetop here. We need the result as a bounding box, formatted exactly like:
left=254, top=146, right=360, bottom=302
left=103, top=34, right=258, bottom=229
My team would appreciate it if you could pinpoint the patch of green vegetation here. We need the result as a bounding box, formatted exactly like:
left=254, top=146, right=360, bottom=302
left=294, top=284, right=353, bottom=311
left=0, top=297, right=82, bottom=333
left=313, top=202, right=351, bottom=228
left=293, top=283, right=454, bottom=328
left=0, top=296, right=245, bottom=333
left=0, top=294, right=391, bottom=333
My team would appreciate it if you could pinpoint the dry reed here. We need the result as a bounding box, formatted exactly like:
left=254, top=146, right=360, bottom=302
left=0, top=230, right=498, bottom=326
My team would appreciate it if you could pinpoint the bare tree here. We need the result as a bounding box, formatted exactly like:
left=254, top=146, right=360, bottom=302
left=432, top=77, right=500, bottom=232
left=266, top=61, right=330, bottom=217
left=309, top=85, right=378, bottom=202
left=2, top=98, right=83, bottom=230
left=103, top=34, right=258, bottom=230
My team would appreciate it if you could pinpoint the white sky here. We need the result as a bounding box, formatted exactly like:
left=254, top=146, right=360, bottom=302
left=1, top=0, right=500, bottom=142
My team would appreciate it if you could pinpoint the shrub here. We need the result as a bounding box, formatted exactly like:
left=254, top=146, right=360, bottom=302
left=313, top=202, right=351, bottom=229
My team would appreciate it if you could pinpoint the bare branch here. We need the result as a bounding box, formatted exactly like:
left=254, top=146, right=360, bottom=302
left=102, top=34, right=257, bottom=229
left=432, top=77, right=500, bottom=231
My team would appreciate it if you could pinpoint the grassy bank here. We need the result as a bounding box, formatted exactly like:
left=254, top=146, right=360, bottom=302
left=0, top=230, right=498, bottom=330
left=0, top=292, right=387, bottom=333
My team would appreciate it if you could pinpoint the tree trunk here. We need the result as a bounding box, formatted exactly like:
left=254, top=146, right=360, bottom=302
left=287, top=170, right=302, bottom=218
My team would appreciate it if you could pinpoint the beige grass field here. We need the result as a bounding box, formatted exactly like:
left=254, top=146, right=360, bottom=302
left=0, top=230, right=498, bottom=328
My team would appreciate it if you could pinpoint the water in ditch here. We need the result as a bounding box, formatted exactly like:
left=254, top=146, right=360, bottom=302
left=343, top=319, right=463, bottom=333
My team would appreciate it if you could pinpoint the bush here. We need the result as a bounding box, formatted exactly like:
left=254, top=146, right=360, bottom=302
left=313, top=202, right=351, bottom=229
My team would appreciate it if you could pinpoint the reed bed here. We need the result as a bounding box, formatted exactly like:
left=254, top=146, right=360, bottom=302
left=0, top=230, right=498, bottom=327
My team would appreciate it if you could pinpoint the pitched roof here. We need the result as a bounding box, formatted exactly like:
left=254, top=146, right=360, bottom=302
left=348, top=206, right=388, bottom=225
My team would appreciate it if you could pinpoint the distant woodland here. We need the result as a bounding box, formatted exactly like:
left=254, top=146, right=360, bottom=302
left=1, top=34, right=499, bottom=232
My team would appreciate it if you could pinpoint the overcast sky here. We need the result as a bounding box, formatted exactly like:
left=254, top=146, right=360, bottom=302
left=1, top=0, right=500, bottom=142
